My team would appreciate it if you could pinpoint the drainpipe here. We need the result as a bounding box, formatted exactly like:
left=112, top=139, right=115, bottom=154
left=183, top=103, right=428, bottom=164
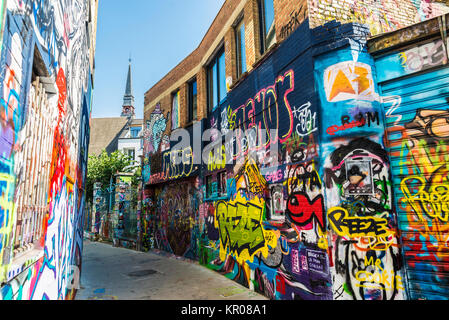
left=439, top=14, right=449, bottom=64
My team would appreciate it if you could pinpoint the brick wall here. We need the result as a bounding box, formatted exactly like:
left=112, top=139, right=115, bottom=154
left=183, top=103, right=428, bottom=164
left=243, top=0, right=262, bottom=69
left=179, top=83, right=188, bottom=127
left=308, top=0, right=449, bottom=36
left=274, top=0, right=308, bottom=41
left=143, top=0, right=449, bottom=131
left=144, top=0, right=246, bottom=127
left=224, top=28, right=236, bottom=87
left=144, top=0, right=308, bottom=130
left=197, top=67, right=208, bottom=120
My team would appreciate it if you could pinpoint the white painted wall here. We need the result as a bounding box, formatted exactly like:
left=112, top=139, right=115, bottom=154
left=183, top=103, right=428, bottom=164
left=118, top=138, right=143, bottom=163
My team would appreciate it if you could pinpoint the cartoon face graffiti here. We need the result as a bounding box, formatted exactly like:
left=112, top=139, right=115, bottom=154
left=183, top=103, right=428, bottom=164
left=325, top=138, right=405, bottom=300
left=325, top=138, right=391, bottom=214
left=286, top=192, right=325, bottom=231
left=345, top=161, right=374, bottom=195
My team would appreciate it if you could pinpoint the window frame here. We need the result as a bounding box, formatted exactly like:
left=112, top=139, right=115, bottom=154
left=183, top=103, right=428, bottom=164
left=235, top=16, right=247, bottom=78
left=188, top=78, right=198, bottom=123
left=171, top=90, right=180, bottom=130
left=125, top=148, right=136, bottom=161
left=217, top=171, right=228, bottom=197
left=258, top=0, right=276, bottom=54
left=206, top=46, right=226, bottom=114
left=10, top=46, right=51, bottom=261
left=130, top=127, right=140, bottom=138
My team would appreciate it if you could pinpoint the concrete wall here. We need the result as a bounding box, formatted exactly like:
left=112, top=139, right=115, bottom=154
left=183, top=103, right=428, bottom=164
left=0, top=0, right=97, bottom=300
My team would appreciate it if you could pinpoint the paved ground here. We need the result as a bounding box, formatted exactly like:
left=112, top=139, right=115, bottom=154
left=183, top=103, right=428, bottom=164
left=76, top=240, right=268, bottom=300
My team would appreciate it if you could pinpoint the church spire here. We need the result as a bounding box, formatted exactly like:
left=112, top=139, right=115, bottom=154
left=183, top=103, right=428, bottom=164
left=121, top=58, right=135, bottom=118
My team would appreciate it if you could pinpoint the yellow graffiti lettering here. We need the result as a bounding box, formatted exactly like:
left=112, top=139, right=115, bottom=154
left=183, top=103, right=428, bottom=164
left=227, top=106, right=236, bottom=130
left=328, top=207, right=393, bottom=238
left=207, top=145, right=226, bottom=171
left=355, top=270, right=404, bottom=291
left=364, top=256, right=383, bottom=271
left=214, top=193, right=276, bottom=264
left=401, top=175, right=449, bottom=222
left=163, top=147, right=194, bottom=180
left=242, top=158, right=267, bottom=195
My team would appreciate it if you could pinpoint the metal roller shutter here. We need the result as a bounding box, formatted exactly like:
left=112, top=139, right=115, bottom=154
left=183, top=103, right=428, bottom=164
left=379, top=64, right=449, bottom=300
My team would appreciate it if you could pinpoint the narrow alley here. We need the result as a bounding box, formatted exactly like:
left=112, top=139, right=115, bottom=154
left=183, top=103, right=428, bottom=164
left=76, top=241, right=268, bottom=300
left=2, top=0, right=449, bottom=302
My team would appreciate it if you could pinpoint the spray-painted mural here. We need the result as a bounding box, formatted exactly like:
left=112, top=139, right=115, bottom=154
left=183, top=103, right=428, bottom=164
left=112, top=174, right=138, bottom=249
left=0, top=0, right=96, bottom=300
left=141, top=100, right=172, bottom=252
left=0, top=1, right=5, bottom=53
left=145, top=178, right=202, bottom=260
left=142, top=14, right=449, bottom=300
left=308, top=0, right=449, bottom=36
left=196, top=20, right=337, bottom=300
left=144, top=21, right=335, bottom=300
left=375, top=39, right=449, bottom=300
left=92, top=183, right=104, bottom=235
left=315, top=38, right=406, bottom=300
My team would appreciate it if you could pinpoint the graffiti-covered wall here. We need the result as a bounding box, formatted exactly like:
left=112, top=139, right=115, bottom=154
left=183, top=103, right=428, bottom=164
left=308, top=0, right=449, bottom=36
left=197, top=20, right=335, bottom=300
left=143, top=15, right=449, bottom=300
left=113, top=173, right=139, bottom=249
left=144, top=178, right=202, bottom=259
left=314, top=25, right=407, bottom=300
left=144, top=20, right=334, bottom=300
left=0, top=0, right=97, bottom=300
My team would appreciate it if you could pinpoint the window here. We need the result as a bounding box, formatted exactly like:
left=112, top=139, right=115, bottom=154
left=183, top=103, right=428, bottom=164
left=188, top=79, right=197, bottom=123
left=235, top=18, right=247, bottom=78
left=172, top=90, right=180, bottom=130
left=259, top=0, right=276, bottom=54
left=9, top=46, right=51, bottom=259
left=206, top=175, right=213, bottom=198
left=126, top=148, right=135, bottom=160
left=217, top=171, right=227, bottom=196
left=207, top=48, right=226, bottom=113
left=130, top=127, right=140, bottom=138
left=269, top=184, right=285, bottom=220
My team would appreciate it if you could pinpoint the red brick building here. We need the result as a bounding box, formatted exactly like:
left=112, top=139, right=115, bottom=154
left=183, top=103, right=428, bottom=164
left=144, top=0, right=448, bottom=127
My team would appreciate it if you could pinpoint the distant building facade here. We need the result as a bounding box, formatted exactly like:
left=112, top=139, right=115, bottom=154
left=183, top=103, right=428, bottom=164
left=89, top=60, right=143, bottom=163
left=117, top=118, right=144, bottom=163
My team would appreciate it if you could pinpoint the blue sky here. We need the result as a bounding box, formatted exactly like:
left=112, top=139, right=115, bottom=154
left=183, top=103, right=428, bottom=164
left=92, top=0, right=225, bottom=118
